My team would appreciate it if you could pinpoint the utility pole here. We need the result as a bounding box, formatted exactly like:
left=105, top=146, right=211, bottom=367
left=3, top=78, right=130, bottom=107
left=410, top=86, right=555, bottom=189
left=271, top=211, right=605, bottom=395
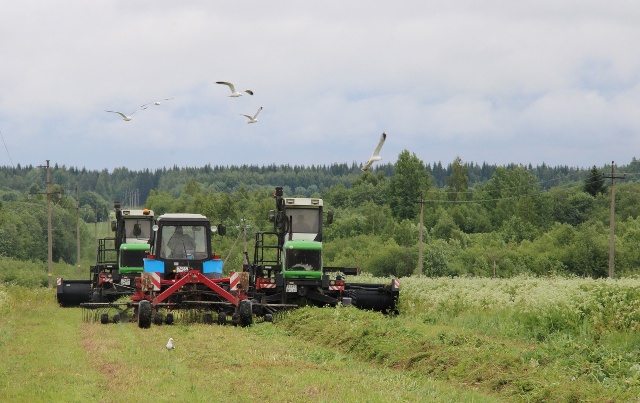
left=416, top=192, right=424, bottom=277
left=94, top=206, right=98, bottom=252
left=603, top=161, right=625, bottom=279
left=46, top=160, right=53, bottom=288
left=76, top=185, right=81, bottom=270
left=35, top=160, right=56, bottom=287
left=239, top=218, right=252, bottom=266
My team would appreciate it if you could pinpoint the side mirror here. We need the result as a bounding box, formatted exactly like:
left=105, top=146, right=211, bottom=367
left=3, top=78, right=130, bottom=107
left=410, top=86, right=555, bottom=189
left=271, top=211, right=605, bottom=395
left=326, top=210, right=334, bottom=225
left=268, top=209, right=275, bottom=222
left=217, top=224, right=226, bottom=236
left=111, top=220, right=117, bottom=232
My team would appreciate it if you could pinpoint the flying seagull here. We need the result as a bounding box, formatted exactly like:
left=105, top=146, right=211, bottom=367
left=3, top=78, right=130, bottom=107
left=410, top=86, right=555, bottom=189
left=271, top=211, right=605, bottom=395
left=141, top=98, right=174, bottom=108
left=105, top=107, right=147, bottom=121
left=240, top=106, right=263, bottom=124
left=216, top=81, right=254, bottom=97
left=361, top=132, right=387, bottom=172
left=166, top=337, right=175, bottom=350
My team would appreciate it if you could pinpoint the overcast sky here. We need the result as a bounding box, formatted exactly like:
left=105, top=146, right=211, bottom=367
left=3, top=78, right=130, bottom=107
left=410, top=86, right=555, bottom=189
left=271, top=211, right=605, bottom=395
left=1, top=1, right=639, bottom=172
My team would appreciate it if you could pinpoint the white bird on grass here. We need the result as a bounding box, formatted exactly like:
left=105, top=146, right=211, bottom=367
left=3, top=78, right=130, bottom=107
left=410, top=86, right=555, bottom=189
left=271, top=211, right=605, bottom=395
left=166, top=337, right=175, bottom=350
left=105, top=107, right=147, bottom=121
left=361, top=132, right=387, bottom=172
left=216, top=81, right=254, bottom=97
left=141, top=98, right=174, bottom=108
left=240, top=106, right=263, bottom=124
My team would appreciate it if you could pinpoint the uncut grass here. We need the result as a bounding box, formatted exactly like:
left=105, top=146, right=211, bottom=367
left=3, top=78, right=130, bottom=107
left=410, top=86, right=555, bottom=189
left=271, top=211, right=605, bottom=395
left=0, top=286, right=493, bottom=403
left=396, top=275, right=640, bottom=396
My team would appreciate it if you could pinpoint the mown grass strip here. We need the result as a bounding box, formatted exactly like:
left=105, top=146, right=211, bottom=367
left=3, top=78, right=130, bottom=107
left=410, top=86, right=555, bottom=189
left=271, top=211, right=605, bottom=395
left=277, top=306, right=640, bottom=402
left=0, top=286, right=495, bottom=402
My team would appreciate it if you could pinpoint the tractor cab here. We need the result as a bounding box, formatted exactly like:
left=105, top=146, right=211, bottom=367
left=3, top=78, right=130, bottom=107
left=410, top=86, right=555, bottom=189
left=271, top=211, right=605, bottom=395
left=144, top=214, right=225, bottom=280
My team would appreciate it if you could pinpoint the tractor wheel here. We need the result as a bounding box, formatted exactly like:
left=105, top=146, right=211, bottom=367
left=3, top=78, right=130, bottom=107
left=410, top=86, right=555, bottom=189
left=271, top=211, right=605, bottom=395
left=112, top=313, right=120, bottom=323
left=239, top=300, right=253, bottom=327
left=165, top=312, right=174, bottom=325
left=203, top=312, right=213, bottom=325
left=217, top=311, right=227, bottom=325
left=100, top=312, right=109, bottom=324
left=137, top=300, right=152, bottom=329
left=153, top=312, right=164, bottom=326
left=264, top=313, right=273, bottom=323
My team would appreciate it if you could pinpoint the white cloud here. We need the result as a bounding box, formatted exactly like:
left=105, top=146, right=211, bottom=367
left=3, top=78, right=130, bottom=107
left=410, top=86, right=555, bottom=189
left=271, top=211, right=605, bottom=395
left=1, top=1, right=639, bottom=170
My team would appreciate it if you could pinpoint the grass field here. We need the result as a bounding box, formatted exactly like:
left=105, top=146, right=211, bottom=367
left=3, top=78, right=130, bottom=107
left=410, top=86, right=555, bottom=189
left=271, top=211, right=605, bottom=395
left=2, top=275, right=640, bottom=402
left=0, top=285, right=491, bottom=403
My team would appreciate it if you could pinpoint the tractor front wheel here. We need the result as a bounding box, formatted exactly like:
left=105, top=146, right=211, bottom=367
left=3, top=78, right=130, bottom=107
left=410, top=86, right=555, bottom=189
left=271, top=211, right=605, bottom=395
left=138, top=300, right=152, bottom=329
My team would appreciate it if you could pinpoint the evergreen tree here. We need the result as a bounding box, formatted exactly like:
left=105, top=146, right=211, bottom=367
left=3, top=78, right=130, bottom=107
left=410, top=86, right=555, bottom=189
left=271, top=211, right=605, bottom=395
left=583, top=165, right=606, bottom=197
left=445, top=156, right=469, bottom=201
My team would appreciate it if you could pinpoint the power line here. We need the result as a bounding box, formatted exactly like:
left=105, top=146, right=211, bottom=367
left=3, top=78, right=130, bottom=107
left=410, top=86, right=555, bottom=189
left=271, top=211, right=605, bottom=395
left=0, top=131, right=14, bottom=168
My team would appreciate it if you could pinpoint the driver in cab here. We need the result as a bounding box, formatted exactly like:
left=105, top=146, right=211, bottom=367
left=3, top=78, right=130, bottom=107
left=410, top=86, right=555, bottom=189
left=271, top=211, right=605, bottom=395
left=167, top=226, right=195, bottom=258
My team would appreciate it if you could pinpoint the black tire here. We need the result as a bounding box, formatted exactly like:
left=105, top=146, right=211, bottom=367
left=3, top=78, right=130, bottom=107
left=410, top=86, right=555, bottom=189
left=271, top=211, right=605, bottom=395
left=217, top=311, right=227, bottom=325
left=165, top=312, right=174, bottom=325
left=239, top=300, right=253, bottom=327
left=153, top=312, right=164, bottom=326
left=100, top=312, right=109, bottom=324
left=138, top=300, right=152, bottom=329
left=264, top=313, right=273, bottom=323
left=112, top=313, right=120, bottom=323
left=203, top=312, right=213, bottom=325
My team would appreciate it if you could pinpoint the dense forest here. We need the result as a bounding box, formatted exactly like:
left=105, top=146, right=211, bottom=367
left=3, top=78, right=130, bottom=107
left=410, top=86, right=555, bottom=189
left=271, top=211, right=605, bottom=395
left=1, top=153, right=640, bottom=279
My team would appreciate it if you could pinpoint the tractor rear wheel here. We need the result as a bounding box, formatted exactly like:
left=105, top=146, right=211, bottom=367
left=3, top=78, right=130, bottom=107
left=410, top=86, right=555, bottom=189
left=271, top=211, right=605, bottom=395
left=138, top=300, right=152, bottom=329
left=239, top=300, right=253, bottom=327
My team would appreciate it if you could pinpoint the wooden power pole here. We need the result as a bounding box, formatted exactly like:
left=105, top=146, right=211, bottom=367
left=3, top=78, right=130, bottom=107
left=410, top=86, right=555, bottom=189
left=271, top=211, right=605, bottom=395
left=76, top=185, right=81, bottom=269
left=416, top=192, right=424, bottom=277
left=603, top=161, right=625, bottom=279
left=46, top=160, right=53, bottom=288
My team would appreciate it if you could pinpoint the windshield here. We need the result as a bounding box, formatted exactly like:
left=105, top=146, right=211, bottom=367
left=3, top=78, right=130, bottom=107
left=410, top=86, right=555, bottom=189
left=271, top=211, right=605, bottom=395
left=289, top=209, right=319, bottom=233
left=286, top=249, right=321, bottom=271
left=159, top=224, right=208, bottom=259
left=124, top=219, right=151, bottom=241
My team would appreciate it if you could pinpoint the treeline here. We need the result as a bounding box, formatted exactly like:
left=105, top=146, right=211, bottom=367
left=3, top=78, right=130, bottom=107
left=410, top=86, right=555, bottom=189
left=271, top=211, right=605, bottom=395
left=1, top=153, right=640, bottom=279
left=3, top=156, right=632, bottom=217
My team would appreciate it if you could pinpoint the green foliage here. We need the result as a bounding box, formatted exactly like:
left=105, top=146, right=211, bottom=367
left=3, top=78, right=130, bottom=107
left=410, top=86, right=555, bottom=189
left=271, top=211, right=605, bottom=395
left=584, top=165, right=606, bottom=197
left=0, top=258, right=48, bottom=287
left=389, top=150, right=431, bottom=220
left=1, top=155, right=640, bottom=279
